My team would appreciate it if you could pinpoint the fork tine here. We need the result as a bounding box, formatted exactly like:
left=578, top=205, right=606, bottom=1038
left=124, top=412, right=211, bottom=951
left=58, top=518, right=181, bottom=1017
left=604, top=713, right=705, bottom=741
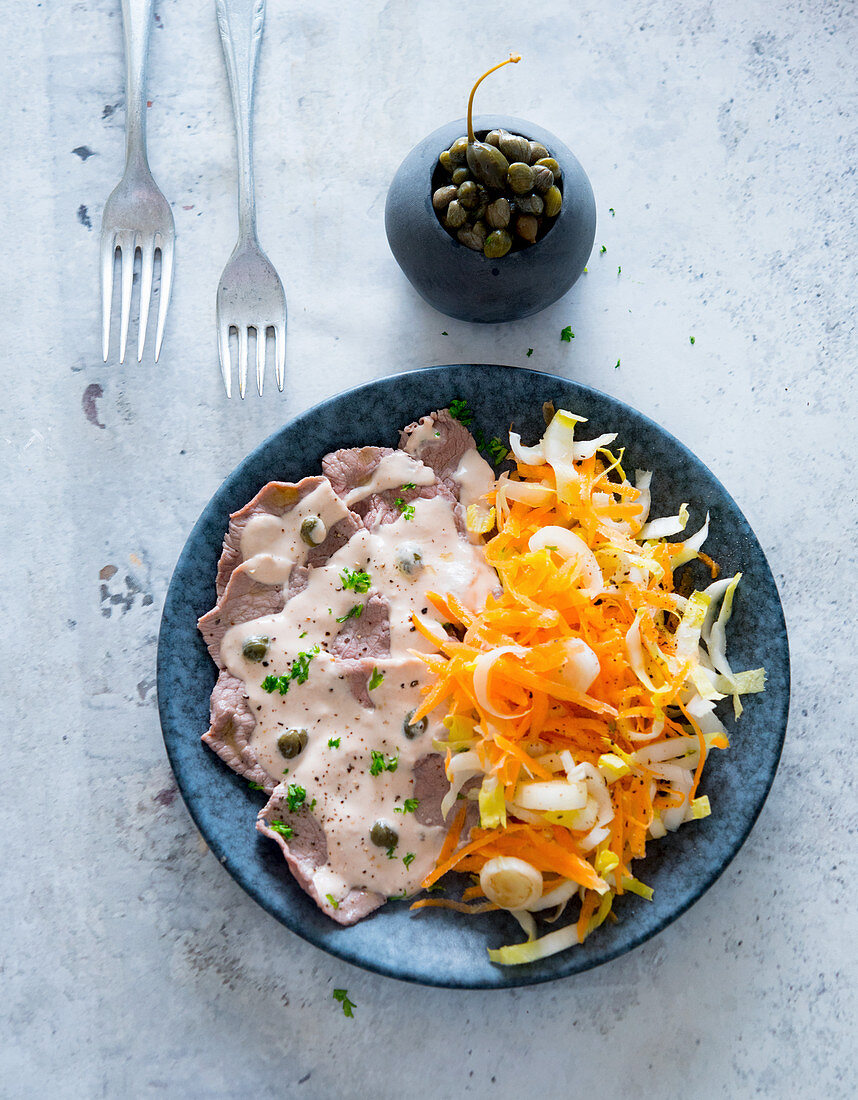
left=101, top=232, right=116, bottom=361
left=256, top=326, right=266, bottom=396
left=274, top=322, right=285, bottom=391
left=218, top=320, right=232, bottom=399
left=137, top=238, right=155, bottom=363
left=154, top=235, right=174, bottom=363
left=118, top=232, right=136, bottom=364
left=238, top=327, right=249, bottom=399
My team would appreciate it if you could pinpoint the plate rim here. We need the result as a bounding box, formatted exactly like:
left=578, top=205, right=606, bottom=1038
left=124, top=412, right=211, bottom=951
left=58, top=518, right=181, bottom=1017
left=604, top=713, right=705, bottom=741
left=157, top=363, right=790, bottom=988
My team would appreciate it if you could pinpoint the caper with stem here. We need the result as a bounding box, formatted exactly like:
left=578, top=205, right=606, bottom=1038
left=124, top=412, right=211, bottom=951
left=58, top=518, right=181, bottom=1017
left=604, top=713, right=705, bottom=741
left=464, top=55, right=521, bottom=189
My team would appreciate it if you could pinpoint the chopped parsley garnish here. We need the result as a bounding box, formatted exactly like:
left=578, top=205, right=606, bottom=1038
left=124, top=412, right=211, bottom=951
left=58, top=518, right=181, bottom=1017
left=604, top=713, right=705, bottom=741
left=449, top=398, right=474, bottom=426
left=401, top=482, right=416, bottom=490
left=298, top=630, right=307, bottom=638
left=369, top=749, right=398, bottom=776
left=487, top=436, right=509, bottom=464
left=368, top=667, right=384, bottom=691
left=248, top=781, right=265, bottom=791
left=285, top=783, right=306, bottom=813
left=332, top=989, right=356, bottom=1018
left=309, top=797, right=317, bottom=811
left=328, top=737, right=341, bottom=748
left=600, top=244, right=607, bottom=254
left=326, top=894, right=340, bottom=909
left=560, top=326, right=574, bottom=342
left=403, top=852, right=416, bottom=868
left=386, top=845, right=397, bottom=859
left=268, top=819, right=293, bottom=838
left=394, top=798, right=419, bottom=814
left=261, top=674, right=288, bottom=694
left=609, top=207, right=615, bottom=216
left=341, top=567, right=371, bottom=593
left=395, top=498, right=415, bottom=521
left=390, top=889, right=409, bottom=900
left=336, top=603, right=363, bottom=623
left=441, top=330, right=448, bottom=335
left=617, top=265, right=622, bottom=275
left=526, top=348, right=533, bottom=357
left=690, top=336, right=696, bottom=345
left=615, top=359, right=621, bottom=369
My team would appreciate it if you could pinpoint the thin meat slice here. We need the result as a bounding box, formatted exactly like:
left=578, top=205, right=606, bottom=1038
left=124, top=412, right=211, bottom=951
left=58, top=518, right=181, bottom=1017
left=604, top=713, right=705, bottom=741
left=399, top=408, right=474, bottom=486
left=257, top=795, right=384, bottom=925
left=329, top=593, right=391, bottom=660
left=198, top=567, right=287, bottom=670
left=202, top=671, right=274, bottom=792
left=322, top=446, right=393, bottom=499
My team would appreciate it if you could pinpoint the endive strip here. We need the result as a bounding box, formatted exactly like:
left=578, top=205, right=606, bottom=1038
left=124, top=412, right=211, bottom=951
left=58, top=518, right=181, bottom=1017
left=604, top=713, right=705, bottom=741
left=440, top=750, right=481, bottom=819
left=543, top=410, right=586, bottom=503
left=672, top=512, right=710, bottom=566
left=639, top=503, right=689, bottom=540
left=508, top=431, right=547, bottom=466
left=472, top=647, right=531, bottom=719
left=497, top=473, right=555, bottom=507
left=528, top=527, right=602, bottom=594
left=572, top=432, right=617, bottom=460
left=488, top=922, right=581, bottom=965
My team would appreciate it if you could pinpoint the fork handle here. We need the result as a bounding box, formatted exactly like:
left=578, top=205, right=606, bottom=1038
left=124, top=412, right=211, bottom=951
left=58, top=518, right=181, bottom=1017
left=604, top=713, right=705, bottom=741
left=216, top=0, right=266, bottom=242
left=121, top=0, right=155, bottom=172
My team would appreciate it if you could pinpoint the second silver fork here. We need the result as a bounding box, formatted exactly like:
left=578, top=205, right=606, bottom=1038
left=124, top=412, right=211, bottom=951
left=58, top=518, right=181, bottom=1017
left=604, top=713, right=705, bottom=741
left=216, top=0, right=286, bottom=398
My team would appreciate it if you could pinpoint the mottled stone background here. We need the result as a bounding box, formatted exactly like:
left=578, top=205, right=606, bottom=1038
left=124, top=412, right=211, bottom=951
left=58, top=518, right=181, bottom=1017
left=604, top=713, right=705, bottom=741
left=2, top=0, right=855, bottom=1096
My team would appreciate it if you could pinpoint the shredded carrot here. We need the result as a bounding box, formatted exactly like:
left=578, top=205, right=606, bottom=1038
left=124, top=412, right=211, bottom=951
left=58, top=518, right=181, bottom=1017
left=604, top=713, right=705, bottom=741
left=407, top=408, right=752, bottom=960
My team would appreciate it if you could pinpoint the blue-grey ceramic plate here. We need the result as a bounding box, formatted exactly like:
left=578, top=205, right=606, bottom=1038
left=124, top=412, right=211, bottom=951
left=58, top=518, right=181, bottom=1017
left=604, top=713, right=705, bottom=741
left=157, top=365, right=789, bottom=988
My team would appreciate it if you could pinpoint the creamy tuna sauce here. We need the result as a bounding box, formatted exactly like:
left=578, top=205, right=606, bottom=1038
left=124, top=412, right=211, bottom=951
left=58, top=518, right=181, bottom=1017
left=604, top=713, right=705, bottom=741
left=220, top=455, right=498, bottom=904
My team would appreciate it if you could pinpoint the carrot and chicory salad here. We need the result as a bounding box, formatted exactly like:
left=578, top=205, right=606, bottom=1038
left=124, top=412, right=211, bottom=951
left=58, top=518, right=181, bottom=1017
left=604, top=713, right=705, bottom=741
left=408, top=407, right=765, bottom=964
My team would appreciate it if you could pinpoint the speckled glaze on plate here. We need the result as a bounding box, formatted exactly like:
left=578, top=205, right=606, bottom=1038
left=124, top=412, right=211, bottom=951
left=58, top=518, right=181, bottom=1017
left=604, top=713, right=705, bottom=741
left=157, top=365, right=789, bottom=989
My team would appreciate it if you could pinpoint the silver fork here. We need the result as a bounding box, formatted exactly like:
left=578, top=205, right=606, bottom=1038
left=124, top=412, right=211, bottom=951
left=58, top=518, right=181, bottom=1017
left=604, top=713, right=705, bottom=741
left=100, top=0, right=175, bottom=364
left=215, top=0, right=286, bottom=398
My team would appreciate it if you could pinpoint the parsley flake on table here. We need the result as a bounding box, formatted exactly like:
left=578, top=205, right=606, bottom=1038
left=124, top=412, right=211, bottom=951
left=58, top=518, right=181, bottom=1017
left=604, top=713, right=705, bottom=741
left=526, top=348, right=533, bottom=357
left=403, top=852, right=416, bottom=868
left=394, top=798, right=419, bottom=814
left=340, top=567, right=371, bottom=593
left=369, top=749, right=398, bottom=776
left=600, top=244, right=607, bottom=254
left=690, top=336, right=696, bottom=345
left=560, top=326, right=574, bottom=342
left=617, top=265, right=622, bottom=275
left=615, top=359, right=621, bottom=369
left=368, top=667, right=384, bottom=691
left=268, top=819, right=293, bottom=838
left=395, top=498, right=415, bottom=521
left=336, top=604, right=363, bottom=623
left=285, top=783, right=306, bottom=813
left=333, top=989, right=356, bottom=1018
left=449, top=398, right=474, bottom=426
left=328, top=737, right=341, bottom=748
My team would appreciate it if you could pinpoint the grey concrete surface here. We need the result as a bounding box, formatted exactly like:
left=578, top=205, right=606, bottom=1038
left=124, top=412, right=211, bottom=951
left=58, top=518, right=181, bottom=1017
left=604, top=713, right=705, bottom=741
left=1, top=0, right=856, bottom=1096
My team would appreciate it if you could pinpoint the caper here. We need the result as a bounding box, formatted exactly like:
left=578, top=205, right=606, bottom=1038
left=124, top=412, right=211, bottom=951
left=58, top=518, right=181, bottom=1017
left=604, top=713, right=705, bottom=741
left=396, top=545, right=424, bottom=576
left=457, top=180, right=479, bottom=209
left=515, top=214, right=539, bottom=244
left=445, top=200, right=467, bottom=229
left=532, top=165, right=554, bottom=193
left=485, top=129, right=504, bottom=147
left=370, top=821, right=398, bottom=849
left=449, top=136, right=469, bottom=165
left=528, top=141, right=549, bottom=163
left=242, top=635, right=269, bottom=662
left=432, top=185, right=457, bottom=211
left=457, top=221, right=487, bottom=251
left=451, top=167, right=470, bottom=186
left=484, top=229, right=512, bottom=258
left=536, top=157, right=561, bottom=179
left=543, top=184, right=562, bottom=218
left=485, top=197, right=511, bottom=229
left=499, top=132, right=531, bottom=163
left=466, top=141, right=509, bottom=189
left=438, top=149, right=455, bottom=172
left=277, top=728, right=308, bottom=759
left=515, top=192, right=544, bottom=216
left=300, top=515, right=327, bottom=546
left=507, top=162, right=535, bottom=194
left=403, top=710, right=428, bottom=739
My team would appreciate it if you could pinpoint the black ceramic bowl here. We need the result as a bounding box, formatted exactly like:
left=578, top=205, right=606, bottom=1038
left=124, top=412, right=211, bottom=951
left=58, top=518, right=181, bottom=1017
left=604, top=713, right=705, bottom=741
left=385, top=115, right=596, bottom=323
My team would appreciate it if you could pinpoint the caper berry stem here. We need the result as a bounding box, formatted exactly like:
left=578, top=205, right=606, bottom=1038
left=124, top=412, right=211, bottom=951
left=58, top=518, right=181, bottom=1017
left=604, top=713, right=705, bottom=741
left=466, top=54, right=521, bottom=144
